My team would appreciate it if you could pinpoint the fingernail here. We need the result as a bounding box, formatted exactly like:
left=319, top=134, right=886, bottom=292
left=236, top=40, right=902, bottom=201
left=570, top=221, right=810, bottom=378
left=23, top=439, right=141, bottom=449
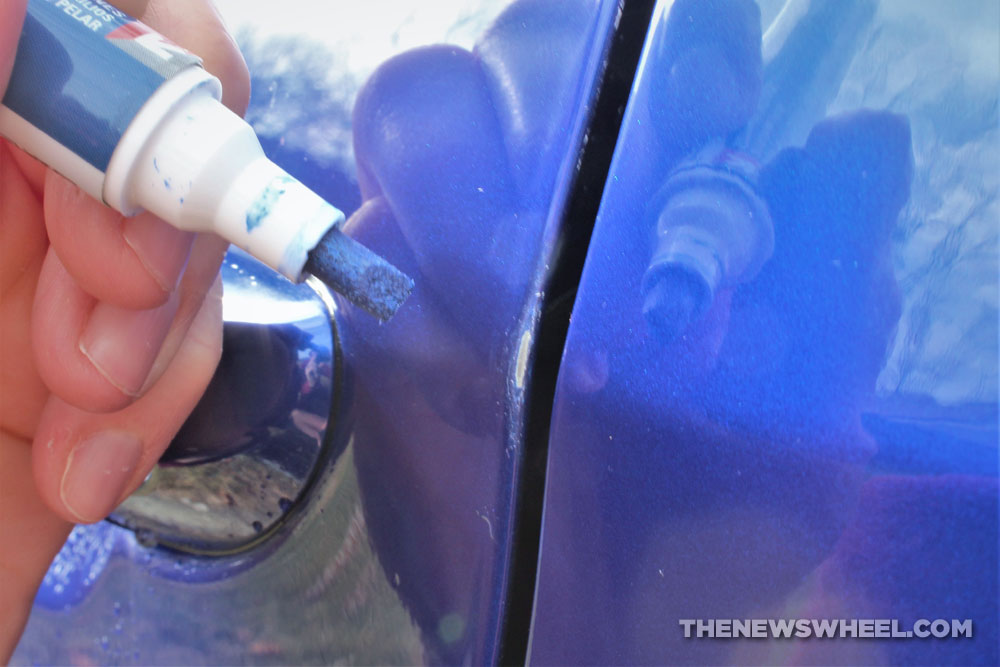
left=61, top=431, right=144, bottom=523
left=80, top=291, right=181, bottom=397
left=123, top=216, right=194, bottom=292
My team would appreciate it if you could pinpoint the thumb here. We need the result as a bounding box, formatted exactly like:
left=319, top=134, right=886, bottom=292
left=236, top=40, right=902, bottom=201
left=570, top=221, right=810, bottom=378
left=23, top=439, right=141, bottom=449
left=0, top=0, right=27, bottom=98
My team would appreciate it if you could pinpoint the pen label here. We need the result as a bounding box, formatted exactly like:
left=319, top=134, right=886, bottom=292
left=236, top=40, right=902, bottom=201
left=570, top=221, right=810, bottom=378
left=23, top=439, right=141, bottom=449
left=3, top=0, right=202, bottom=171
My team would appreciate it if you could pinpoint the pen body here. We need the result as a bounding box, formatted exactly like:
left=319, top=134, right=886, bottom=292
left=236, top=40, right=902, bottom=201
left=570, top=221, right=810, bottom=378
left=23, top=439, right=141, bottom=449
left=1, top=0, right=203, bottom=200
left=0, top=0, right=343, bottom=281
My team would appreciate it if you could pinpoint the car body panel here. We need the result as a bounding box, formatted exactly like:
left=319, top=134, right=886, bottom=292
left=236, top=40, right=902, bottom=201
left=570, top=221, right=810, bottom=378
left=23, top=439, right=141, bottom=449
left=15, top=1, right=617, bottom=664
left=530, top=1, right=998, bottom=664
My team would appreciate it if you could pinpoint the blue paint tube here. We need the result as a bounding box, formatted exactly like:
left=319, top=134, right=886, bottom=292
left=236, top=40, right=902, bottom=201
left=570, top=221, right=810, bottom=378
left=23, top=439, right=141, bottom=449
left=0, top=0, right=344, bottom=282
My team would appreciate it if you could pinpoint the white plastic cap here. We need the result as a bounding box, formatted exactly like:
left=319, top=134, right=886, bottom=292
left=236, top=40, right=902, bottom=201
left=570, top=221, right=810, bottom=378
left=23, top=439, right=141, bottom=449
left=105, top=66, right=343, bottom=281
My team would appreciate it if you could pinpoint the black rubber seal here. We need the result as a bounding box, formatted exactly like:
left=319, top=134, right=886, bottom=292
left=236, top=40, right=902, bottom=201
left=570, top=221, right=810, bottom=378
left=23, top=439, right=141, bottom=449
left=497, top=1, right=657, bottom=664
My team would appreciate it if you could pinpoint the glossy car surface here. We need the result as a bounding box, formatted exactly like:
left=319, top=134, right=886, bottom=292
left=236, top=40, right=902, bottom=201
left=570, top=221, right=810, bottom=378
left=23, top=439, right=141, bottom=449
left=15, top=1, right=998, bottom=664
left=531, top=1, right=997, bottom=664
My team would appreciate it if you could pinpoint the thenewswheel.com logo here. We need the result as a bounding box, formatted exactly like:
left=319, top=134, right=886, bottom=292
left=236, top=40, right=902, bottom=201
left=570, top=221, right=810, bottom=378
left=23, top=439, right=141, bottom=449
left=679, top=619, right=973, bottom=639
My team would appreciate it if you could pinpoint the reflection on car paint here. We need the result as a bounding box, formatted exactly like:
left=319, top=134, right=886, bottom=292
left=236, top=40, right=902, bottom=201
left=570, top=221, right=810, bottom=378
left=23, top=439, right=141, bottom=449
left=641, top=141, right=774, bottom=342
left=330, top=1, right=614, bottom=660
left=531, top=0, right=997, bottom=664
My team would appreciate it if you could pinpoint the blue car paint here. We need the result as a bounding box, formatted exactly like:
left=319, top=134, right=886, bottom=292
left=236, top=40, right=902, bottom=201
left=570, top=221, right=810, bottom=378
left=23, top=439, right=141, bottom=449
left=530, top=0, right=998, bottom=664
left=14, top=0, right=998, bottom=664
left=15, top=0, right=618, bottom=664
left=331, top=1, right=616, bottom=660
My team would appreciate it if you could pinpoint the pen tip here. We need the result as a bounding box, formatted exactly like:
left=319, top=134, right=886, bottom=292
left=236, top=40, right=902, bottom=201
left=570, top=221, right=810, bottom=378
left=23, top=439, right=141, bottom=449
left=304, top=227, right=414, bottom=321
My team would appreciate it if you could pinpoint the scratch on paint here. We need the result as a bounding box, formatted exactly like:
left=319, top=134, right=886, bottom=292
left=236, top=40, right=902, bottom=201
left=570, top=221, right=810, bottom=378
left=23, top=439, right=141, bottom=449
left=475, top=510, right=495, bottom=542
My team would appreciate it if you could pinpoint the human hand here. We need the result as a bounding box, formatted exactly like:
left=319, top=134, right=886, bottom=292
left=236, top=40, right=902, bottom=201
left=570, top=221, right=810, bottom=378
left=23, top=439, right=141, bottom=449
left=0, top=0, right=249, bottom=657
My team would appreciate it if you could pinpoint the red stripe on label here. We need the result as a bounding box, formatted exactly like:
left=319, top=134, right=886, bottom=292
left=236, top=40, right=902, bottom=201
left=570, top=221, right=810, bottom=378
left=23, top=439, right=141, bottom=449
left=106, top=21, right=150, bottom=40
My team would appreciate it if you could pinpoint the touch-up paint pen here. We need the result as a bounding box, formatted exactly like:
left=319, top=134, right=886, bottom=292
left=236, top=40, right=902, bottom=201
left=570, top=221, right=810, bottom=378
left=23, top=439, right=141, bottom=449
left=0, top=0, right=412, bottom=320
